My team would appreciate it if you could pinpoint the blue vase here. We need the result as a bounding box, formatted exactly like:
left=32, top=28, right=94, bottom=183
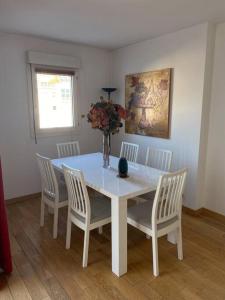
left=118, top=157, right=128, bottom=178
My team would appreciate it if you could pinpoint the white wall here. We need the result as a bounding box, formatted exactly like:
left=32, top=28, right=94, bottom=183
left=111, top=24, right=210, bottom=210
left=196, top=24, right=216, bottom=208
left=1, top=24, right=222, bottom=215
left=203, top=23, right=225, bottom=216
left=0, top=33, right=111, bottom=200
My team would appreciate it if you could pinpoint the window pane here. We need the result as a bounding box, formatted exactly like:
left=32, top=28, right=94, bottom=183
left=36, top=73, right=74, bottom=129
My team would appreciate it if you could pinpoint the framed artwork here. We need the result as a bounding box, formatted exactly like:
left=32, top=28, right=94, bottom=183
left=125, top=68, right=171, bottom=138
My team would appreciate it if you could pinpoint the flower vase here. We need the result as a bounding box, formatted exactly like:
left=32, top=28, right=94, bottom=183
left=103, top=133, right=110, bottom=168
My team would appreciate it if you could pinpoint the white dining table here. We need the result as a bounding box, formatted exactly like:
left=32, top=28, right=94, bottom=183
left=51, top=152, right=171, bottom=277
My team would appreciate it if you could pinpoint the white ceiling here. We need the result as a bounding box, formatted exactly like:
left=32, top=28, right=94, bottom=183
left=0, top=0, right=225, bottom=49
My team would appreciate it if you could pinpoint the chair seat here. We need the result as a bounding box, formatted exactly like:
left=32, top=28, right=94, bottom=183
left=137, top=187, right=170, bottom=202
left=71, top=196, right=111, bottom=224
left=44, top=182, right=68, bottom=202
left=128, top=200, right=178, bottom=230
left=138, top=190, right=156, bottom=201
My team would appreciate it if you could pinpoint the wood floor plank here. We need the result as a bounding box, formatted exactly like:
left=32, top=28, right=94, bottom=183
left=13, top=250, right=50, bottom=300
left=3, top=198, right=225, bottom=300
left=0, top=275, right=13, bottom=300
left=6, top=263, right=32, bottom=300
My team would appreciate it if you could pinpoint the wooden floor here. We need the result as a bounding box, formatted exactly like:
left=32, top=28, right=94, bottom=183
left=1, top=198, right=225, bottom=300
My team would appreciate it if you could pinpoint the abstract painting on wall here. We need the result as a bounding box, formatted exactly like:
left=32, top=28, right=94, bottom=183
left=125, top=68, right=171, bottom=138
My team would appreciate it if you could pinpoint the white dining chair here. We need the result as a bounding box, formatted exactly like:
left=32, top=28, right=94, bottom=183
left=145, top=147, right=172, bottom=172
left=120, top=141, right=139, bottom=163
left=138, top=147, right=173, bottom=205
left=36, top=153, right=68, bottom=239
left=57, top=141, right=80, bottom=158
left=63, top=165, right=111, bottom=267
left=127, top=168, right=187, bottom=276
left=137, top=147, right=173, bottom=208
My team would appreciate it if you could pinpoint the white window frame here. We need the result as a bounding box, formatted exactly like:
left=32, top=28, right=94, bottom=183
left=28, top=64, right=80, bottom=138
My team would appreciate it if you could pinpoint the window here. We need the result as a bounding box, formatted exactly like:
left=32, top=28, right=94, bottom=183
left=30, top=65, right=78, bottom=136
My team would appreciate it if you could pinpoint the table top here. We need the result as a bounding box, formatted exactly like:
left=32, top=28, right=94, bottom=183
left=51, top=153, right=166, bottom=199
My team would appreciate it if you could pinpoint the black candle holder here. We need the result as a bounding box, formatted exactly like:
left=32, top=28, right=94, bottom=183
left=102, top=88, right=117, bottom=100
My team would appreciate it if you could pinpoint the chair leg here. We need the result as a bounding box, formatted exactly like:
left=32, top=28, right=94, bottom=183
left=177, top=224, right=183, bottom=260
left=66, top=217, right=72, bottom=249
left=53, top=207, right=59, bottom=239
left=98, top=226, right=103, bottom=234
left=152, top=235, right=159, bottom=277
left=40, top=200, right=45, bottom=227
left=82, top=230, right=90, bottom=268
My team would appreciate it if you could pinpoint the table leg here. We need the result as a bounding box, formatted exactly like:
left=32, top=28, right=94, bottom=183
left=111, top=196, right=127, bottom=277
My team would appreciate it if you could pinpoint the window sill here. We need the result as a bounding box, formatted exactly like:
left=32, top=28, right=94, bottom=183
left=31, top=126, right=80, bottom=139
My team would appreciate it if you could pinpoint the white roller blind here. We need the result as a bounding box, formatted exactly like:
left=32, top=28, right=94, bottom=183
left=27, top=51, right=81, bottom=69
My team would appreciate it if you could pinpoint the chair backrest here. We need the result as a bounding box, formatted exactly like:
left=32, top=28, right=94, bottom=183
left=120, top=142, right=139, bottom=163
left=145, top=147, right=172, bottom=172
left=63, top=165, right=90, bottom=222
left=57, top=141, right=80, bottom=158
left=36, top=153, right=58, bottom=199
left=152, top=169, right=187, bottom=228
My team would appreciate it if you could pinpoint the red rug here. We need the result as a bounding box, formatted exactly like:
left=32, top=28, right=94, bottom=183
left=0, top=159, right=12, bottom=274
